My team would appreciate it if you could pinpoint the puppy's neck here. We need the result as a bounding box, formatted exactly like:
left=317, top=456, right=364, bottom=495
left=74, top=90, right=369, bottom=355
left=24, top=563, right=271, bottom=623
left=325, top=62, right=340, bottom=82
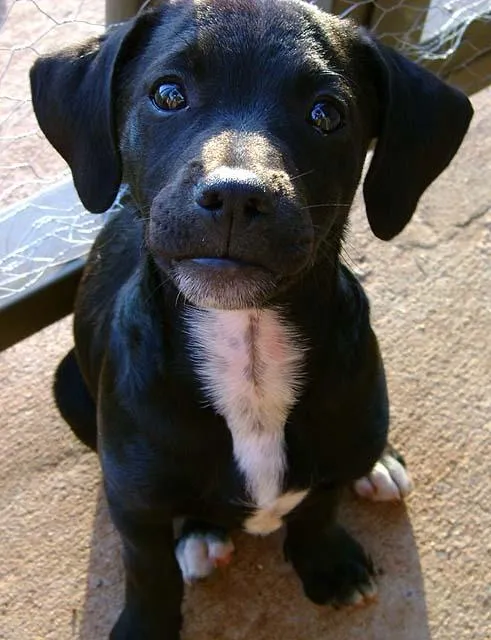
left=185, top=307, right=306, bottom=511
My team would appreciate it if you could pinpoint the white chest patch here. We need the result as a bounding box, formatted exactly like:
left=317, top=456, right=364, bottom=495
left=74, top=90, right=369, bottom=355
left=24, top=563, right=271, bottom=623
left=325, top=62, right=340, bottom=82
left=186, top=308, right=308, bottom=534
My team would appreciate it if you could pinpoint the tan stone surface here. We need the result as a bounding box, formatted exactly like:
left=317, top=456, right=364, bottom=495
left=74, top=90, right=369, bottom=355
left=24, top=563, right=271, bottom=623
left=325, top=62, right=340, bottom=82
left=1, top=63, right=490, bottom=640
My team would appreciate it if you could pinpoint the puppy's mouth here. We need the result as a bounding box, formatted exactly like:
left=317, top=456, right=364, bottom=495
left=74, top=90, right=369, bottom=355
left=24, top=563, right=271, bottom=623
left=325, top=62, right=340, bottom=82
left=168, top=257, right=279, bottom=310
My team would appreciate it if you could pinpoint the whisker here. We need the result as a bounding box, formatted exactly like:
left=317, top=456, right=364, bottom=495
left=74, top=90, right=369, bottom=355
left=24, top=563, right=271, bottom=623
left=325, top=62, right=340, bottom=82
left=291, top=169, right=315, bottom=182
left=340, top=250, right=358, bottom=272
left=143, top=280, right=166, bottom=305
left=143, top=270, right=175, bottom=305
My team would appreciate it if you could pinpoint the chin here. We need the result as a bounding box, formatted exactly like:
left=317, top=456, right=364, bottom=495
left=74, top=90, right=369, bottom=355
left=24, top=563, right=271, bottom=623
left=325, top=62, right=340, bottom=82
left=168, top=258, right=281, bottom=310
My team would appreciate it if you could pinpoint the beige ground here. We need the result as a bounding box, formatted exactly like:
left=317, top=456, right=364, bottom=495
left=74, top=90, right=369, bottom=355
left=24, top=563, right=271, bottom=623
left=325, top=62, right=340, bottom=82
left=1, top=85, right=490, bottom=640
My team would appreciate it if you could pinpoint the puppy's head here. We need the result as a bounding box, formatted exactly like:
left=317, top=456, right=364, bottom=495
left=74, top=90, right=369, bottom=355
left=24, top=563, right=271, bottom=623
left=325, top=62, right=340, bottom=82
left=30, top=0, right=473, bottom=309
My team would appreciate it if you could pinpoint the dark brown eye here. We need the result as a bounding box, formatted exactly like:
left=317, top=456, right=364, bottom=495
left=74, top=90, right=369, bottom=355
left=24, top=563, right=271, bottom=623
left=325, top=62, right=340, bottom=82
left=151, top=82, right=187, bottom=111
left=309, top=101, right=343, bottom=134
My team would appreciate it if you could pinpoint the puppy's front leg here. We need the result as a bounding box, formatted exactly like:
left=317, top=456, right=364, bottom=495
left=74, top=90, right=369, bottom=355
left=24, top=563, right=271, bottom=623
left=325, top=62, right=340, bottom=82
left=285, top=489, right=376, bottom=608
left=109, top=512, right=183, bottom=640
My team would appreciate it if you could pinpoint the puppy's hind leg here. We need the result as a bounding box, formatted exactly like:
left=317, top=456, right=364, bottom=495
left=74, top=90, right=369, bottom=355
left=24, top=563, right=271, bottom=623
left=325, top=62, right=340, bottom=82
left=354, top=444, right=413, bottom=502
left=175, top=520, right=234, bottom=584
left=53, top=348, right=97, bottom=451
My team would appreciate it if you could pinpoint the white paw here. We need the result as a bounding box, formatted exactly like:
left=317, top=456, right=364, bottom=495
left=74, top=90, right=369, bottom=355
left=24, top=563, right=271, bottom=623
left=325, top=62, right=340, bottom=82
left=175, top=533, right=234, bottom=584
left=354, top=454, right=413, bottom=502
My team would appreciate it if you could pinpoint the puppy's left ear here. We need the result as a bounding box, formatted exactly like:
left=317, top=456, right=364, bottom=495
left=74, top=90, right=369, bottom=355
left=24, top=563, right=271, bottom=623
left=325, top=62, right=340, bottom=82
left=361, top=34, right=474, bottom=240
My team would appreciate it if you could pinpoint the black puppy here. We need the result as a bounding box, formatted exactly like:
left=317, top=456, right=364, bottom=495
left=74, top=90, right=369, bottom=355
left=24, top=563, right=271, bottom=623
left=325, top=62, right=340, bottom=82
left=30, top=0, right=472, bottom=637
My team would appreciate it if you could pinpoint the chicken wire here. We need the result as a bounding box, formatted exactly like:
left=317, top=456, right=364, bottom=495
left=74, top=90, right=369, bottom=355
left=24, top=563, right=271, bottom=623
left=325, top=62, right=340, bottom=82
left=336, top=0, right=491, bottom=68
left=0, top=0, right=490, bottom=302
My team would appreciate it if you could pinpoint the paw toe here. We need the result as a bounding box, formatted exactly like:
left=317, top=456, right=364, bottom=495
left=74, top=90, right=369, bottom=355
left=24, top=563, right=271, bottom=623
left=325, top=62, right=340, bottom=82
left=358, top=578, right=378, bottom=602
left=343, top=579, right=378, bottom=608
left=354, top=454, right=413, bottom=502
left=208, top=538, right=235, bottom=567
left=382, top=454, right=413, bottom=497
left=176, top=534, right=234, bottom=583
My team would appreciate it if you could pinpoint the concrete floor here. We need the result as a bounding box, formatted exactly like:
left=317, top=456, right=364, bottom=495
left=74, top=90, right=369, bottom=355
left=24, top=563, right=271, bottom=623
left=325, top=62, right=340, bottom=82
left=1, top=83, right=490, bottom=639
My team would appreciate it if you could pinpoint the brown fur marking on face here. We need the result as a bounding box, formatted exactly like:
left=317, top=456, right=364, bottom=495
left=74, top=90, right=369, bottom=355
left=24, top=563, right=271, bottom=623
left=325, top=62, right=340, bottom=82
left=201, top=131, right=295, bottom=199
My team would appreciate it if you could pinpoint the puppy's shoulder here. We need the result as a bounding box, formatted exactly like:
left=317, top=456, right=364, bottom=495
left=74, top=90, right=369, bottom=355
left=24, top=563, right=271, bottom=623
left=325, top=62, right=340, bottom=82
left=75, top=199, right=155, bottom=393
left=336, top=264, right=371, bottom=335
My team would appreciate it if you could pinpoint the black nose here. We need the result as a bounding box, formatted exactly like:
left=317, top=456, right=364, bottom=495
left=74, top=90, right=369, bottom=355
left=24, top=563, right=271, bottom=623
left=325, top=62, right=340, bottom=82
left=195, top=169, right=275, bottom=219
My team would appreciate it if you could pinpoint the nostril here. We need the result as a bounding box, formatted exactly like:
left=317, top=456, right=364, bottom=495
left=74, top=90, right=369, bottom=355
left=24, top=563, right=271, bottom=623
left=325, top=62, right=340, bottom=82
left=196, top=188, right=223, bottom=211
left=244, top=196, right=272, bottom=216
left=243, top=197, right=261, bottom=217
left=195, top=170, right=276, bottom=218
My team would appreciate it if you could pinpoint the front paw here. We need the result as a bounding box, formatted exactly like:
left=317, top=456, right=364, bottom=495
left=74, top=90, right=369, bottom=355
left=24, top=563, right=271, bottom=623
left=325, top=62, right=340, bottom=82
left=354, top=448, right=413, bottom=502
left=285, top=525, right=377, bottom=608
left=176, top=531, right=234, bottom=584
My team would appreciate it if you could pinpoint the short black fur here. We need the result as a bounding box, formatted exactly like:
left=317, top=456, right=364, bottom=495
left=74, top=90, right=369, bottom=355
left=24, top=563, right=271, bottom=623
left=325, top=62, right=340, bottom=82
left=30, top=0, right=472, bottom=637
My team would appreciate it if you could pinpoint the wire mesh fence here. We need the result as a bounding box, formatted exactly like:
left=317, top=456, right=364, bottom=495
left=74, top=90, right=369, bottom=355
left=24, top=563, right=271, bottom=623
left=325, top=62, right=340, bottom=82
left=0, top=0, right=490, bottom=303
left=334, top=0, right=491, bottom=90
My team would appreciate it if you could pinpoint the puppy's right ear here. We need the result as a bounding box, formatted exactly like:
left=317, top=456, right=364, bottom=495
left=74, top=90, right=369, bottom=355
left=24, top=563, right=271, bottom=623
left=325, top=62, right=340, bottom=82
left=30, top=15, right=153, bottom=213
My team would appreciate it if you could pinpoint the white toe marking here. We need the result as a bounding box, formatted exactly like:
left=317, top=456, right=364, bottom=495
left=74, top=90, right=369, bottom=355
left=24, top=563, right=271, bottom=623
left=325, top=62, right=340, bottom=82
left=354, top=454, right=413, bottom=502
left=382, top=455, right=413, bottom=497
left=176, top=534, right=234, bottom=584
left=346, top=580, right=378, bottom=607
left=208, top=537, right=235, bottom=565
left=347, top=590, right=365, bottom=607
left=341, top=579, right=378, bottom=608
left=360, top=579, right=378, bottom=600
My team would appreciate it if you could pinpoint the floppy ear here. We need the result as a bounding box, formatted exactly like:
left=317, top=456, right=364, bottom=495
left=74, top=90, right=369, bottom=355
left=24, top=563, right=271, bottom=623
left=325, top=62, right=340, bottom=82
left=29, top=16, right=150, bottom=213
left=362, top=35, right=474, bottom=240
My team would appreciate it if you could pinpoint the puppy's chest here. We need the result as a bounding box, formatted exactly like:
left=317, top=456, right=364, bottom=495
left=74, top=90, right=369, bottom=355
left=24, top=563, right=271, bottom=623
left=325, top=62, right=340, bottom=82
left=186, top=308, right=307, bottom=534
